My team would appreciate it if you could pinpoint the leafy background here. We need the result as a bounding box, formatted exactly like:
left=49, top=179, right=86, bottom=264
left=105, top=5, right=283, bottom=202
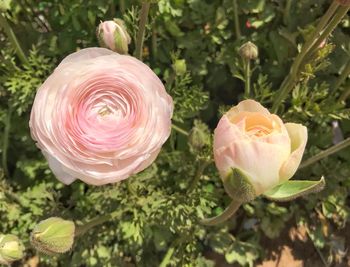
left=0, top=0, right=350, bottom=266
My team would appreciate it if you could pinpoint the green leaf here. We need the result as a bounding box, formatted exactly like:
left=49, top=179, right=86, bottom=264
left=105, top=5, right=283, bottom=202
left=263, top=177, right=325, bottom=202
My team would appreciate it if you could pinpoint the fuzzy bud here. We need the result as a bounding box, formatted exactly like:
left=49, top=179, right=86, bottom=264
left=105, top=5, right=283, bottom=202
left=30, top=217, right=75, bottom=254
left=0, top=234, right=25, bottom=264
left=239, top=41, right=258, bottom=60
left=172, top=59, right=187, bottom=76
left=336, top=0, right=350, bottom=6
left=97, top=19, right=131, bottom=54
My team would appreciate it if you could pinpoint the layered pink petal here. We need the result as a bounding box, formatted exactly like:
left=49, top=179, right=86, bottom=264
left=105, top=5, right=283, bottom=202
left=279, top=123, right=308, bottom=181
left=29, top=47, right=173, bottom=185
left=214, top=140, right=290, bottom=195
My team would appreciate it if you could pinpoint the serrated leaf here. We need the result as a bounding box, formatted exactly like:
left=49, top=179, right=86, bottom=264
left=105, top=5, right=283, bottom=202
left=263, top=176, right=325, bottom=201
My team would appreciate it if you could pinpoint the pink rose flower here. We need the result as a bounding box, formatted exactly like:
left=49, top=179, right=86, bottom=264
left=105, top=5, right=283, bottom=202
left=214, top=100, right=307, bottom=196
left=30, top=48, right=173, bottom=185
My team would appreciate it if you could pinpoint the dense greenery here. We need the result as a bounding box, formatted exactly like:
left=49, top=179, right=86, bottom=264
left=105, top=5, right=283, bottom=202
left=0, top=0, right=350, bottom=266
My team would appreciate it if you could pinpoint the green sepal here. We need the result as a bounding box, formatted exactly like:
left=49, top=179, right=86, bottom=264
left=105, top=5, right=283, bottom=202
left=223, top=168, right=256, bottom=202
left=263, top=176, right=325, bottom=202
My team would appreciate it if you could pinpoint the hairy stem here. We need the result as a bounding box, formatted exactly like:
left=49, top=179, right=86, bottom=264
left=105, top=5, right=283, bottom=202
left=119, top=0, right=125, bottom=14
left=171, top=124, right=189, bottom=136
left=299, top=137, right=350, bottom=169
left=2, top=108, right=12, bottom=178
left=337, top=60, right=350, bottom=99
left=135, top=1, right=151, bottom=60
left=75, top=210, right=123, bottom=237
left=303, top=5, right=350, bottom=63
left=187, top=160, right=211, bottom=193
left=159, top=236, right=186, bottom=267
left=271, top=1, right=340, bottom=112
left=232, top=0, right=241, bottom=39
left=340, top=84, right=350, bottom=102
left=0, top=13, right=29, bottom=65
left=283, top=0, right=292, bottom=25
left=244, top=59, right=251, bottom=98
left=201, top=199, right=242, bottom=226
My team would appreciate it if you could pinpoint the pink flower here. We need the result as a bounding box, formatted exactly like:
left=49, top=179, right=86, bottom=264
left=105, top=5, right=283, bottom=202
left=214, top=100, right=307, bottom=196
left=30, top=48, right=173, bottom=185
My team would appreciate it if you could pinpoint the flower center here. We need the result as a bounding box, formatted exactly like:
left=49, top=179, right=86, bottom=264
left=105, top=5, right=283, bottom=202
left=98, top=105, right=113, bottom=117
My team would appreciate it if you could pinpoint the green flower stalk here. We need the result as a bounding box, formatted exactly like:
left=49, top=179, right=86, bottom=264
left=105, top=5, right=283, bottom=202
left=239, top=42, right=259, bottom=98
left=30, top=217, right=75, bottom=254
left=0, top=234, right=25, bottom=265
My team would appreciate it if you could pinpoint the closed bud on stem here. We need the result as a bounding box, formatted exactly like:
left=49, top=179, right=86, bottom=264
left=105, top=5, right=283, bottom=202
left=0, top=234, right=25, bottom=264
left=189, top=120, right=211, bottom=152
left=239, top=41, right=258, bottom=60
left=336, top=0, right=350, bottom=6
left=172, top=59, right=187, bottom=76
left=30, top=217, right=75, bottom=254
left=97, top=19, right=131, bottom=54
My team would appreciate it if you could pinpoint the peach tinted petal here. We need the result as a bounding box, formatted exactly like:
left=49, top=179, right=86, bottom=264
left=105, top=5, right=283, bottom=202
left=214, top=140, right=290, bottom=195
left=279, top=123, right=308, bottom=181
left=226, top=99, right=270, bottom=120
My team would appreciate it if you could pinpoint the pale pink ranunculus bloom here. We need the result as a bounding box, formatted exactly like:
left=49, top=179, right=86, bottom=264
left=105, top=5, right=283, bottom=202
left=30, top=47, right=173, bottom=186
left=214, top=99, right=307, bottom=196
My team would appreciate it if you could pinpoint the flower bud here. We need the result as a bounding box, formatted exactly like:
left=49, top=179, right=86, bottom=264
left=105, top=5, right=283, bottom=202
left=172, top=59, right=187, bottom=76
left=239, top=41, right=258, bottom=60
left=30, top=217, right=75, bottom=254
left=189, top=120, right=211, bottom=152
left=336, top=0, right=350, bottom=6
left=97, top=19, right=131, bottom=54
left=0, top=234, right=25, bottom=264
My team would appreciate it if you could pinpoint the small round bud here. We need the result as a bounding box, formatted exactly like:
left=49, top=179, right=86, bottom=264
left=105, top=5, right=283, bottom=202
left=97, top=19, right=131, bottom=54
left=30, top=217, right=75, bottom=254
left=0, top=234, right=25, bottom=264
left=336, top=0, right=350, bottom=6
left=189, top=120, right=211, bottom=152
left=172, top=59, right=187, bottom=76
left=239, top=41, right=258, bottom=60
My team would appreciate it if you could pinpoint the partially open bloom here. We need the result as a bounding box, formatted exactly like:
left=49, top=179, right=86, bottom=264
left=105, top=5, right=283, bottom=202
left=214, top=100, right=307, bottom=198
left=0, top=234, right=24, bottom=264
left=30, top=48, right=173, bottom=185
left=97, top=19, right=131, bottom=54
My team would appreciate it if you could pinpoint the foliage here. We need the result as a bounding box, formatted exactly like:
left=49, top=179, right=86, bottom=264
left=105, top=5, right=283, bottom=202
left=0, top=0, right=350, bottom=266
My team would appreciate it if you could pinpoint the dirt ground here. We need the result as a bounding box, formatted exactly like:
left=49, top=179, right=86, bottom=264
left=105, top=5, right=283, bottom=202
left=206, top=223, right=350, bottom=267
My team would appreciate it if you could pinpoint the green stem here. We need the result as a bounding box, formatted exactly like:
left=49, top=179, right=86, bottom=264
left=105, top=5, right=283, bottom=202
left=75, top=210, right=123, bottom=237
left=151, top=26, right=158, bottom=60
left=299, top=137, right=350, bottom=169
left=340, top=84, right=350, bottom=102
left=244, top=59, right=251, bottom=98
left=271, top=1, right=340, bottom=113
left=232, top=0, right=241, bottom=40
left=159, top=236, right=186, bottom=267
left=283, top=0, right=292, bottom=25
left=119, top=0, right=125, bottom=14
left=303, top=5, right=350, bottom=63
left=0, top=13, right=29, bottom=65
left=336, top=60, right=350, bottom=96
left=187, top=160, right=210, bottom=193
left=171, top=124, right=189, bottom=137
left=135, top=1, right=151, bottom=60
left=201, top=199, right=242, bottom=226
left=2, top=108, right=12, bottom=178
